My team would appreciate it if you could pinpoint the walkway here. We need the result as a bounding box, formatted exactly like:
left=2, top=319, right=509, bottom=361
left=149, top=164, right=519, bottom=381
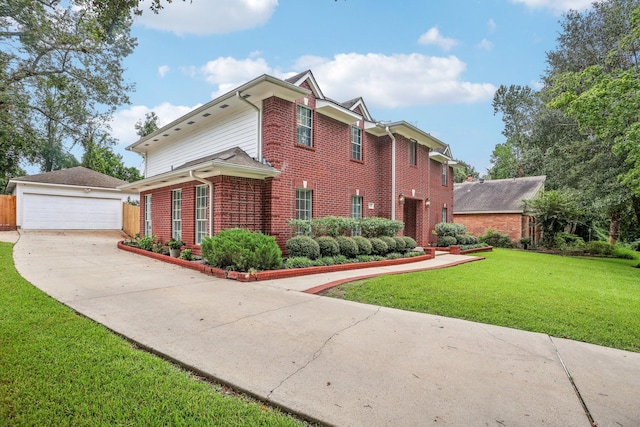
left=5, top=230, right=639, bottom=426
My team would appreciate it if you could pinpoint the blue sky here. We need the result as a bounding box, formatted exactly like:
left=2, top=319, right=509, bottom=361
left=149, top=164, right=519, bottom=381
left=109, top=0, right=594, bottom=176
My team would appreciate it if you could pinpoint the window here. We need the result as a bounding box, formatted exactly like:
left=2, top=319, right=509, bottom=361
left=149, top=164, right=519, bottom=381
left=172, top=189, right=182, bottom=241
left=351, top=196, right=362, bottom=236
left=297, top=105, right=313, bottom=146
left=144, top=194, right=152, bottom=236
left=295, top=189, right=312, bottom=234
left=409, top=139, right=417, bottom=166
left=195, top=185, right=208, bottom=245
left=442, top=162, right=448, bottom=185
left=442, top=206, right=448, bottom=223
left=351, top=127, right=362, bottom=161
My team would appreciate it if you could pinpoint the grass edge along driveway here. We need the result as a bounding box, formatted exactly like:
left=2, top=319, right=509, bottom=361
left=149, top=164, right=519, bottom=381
left=324, top=249, right=640, bottom=353
left=0, top=242, right=308, bottom=427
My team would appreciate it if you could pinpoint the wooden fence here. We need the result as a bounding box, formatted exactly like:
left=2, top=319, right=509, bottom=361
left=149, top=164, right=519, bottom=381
left=122, top=202, right=140, bottom=237
left=0, top=195, right=17, bottom=231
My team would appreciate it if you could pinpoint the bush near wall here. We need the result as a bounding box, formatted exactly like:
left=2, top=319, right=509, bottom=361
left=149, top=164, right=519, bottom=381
left=287, top=216, right=404, bottom=238
left=201, top=228, right=282, bottom=272
left=433, top=222, right=479, bottom=247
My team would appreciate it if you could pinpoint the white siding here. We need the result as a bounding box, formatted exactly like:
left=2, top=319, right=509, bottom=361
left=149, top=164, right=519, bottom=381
left=146, top=107, right=258, bottom=177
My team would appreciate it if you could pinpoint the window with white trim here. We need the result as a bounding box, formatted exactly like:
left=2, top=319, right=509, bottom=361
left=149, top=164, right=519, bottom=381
left=351, top=196, right=363, bottom=236
left=195, top=185, right=208, bottom=244
left=172, top=189, right=182, bottom=241
left=297, top=105, right=313, bottom=146
left=351, top=127, right=362, bottom=161
left=409, top=139, right=417, bottom=166
left=144, top=194, right=152, bottom=236
left=295, top=189, right=312, bottom=234
left=442, top=206, right=448, bottom=223
left=442, top=162, right=448, bottom=185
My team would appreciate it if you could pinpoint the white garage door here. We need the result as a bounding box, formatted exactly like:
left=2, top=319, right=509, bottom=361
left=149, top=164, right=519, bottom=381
left=22, top=194, right=122, bottom=230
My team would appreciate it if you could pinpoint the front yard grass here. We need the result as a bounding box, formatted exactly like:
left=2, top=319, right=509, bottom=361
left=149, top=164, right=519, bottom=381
left=0, top=242, right=307, bottom=426
left=323, top=249, right=640, bottom=353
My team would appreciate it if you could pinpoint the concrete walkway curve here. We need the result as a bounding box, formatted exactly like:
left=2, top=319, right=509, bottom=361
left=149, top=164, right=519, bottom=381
left=7, top=230, right=640, bottom=426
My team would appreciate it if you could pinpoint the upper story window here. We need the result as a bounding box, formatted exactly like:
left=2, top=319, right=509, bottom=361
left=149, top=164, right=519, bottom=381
left=351, top=127, right=362, bottom=161
left=409, top=139, right=417, bottom=166
left=297, top=105, right=313, bottom=147
left=442, top=162, right=448, bottom=186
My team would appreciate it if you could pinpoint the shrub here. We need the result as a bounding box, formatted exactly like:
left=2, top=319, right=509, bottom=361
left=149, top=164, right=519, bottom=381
left=335, top=236, right=359, bottom=258
left=359, top=217, right=404, bottom=238
left=356, top=255, right=374, bottom=262
left=456, top=234, right=478, bottom=245
left=138, top=234, right=156, bottom=251
left=392, top=236, right=407, bottom=252
left=201, top=228, right=283, bottom=272
left=612, top=247, right=640, bottom=260
left=332, top=255, right=350, bottom=264
left=310, top=216, right=354, bottom=237
left=629, top=239, right=640, bottom=252
left=379, top=236, right=397, bottom=253
left=585, top=241, right=613, bottom=256
left=479, top=229, right=513, bottom=248
left=402, top=236, right=417, bottom=250
left=284, top=257, right=314, bottom=269
left=316, top=236, right=340, bottom=257
left=386, top=252, right=403, bottom=260
left=317, top=256, right=337, bottom=266
left=286, top=235, right=320, bottom=259
left=554, top=233, right=586, bottom=251
left=434, top=222, right=467, bottom=237
left=437, top=236, right=457, bottom=247
left=179, top=248, right=193, bottom=261
left=369, top=238, right=389, bottom=256
left=352, top=236, right=373, bottom=255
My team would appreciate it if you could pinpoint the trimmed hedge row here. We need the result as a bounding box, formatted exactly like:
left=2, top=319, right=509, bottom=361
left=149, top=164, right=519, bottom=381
left=288, top=216, right=404, bottom=238
left=286, top=235, right=418, bottom=259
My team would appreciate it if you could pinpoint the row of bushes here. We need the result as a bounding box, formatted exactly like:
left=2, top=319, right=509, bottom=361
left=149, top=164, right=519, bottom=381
left=288, top=216, right=404, bottom=238
left=286, top=235, right=418, bottom=259
left=284, top=251, right=424, bottom=269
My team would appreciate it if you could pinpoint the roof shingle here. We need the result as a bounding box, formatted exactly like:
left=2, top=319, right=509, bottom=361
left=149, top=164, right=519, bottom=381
left=454, top=176, right=545, bottom=213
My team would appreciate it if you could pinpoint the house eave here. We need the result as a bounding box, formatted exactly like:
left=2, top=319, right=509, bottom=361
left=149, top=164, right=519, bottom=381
left=7, top=180, right=131, bottom=194
left=315, top=99, right=362, bottom=124
left=118, top=160, right=280, bottom=192
left=126, top=75, right=309, bottom=154
left=365, top=121, right=448, bottom=151
left=454, top=210, right=525, bottom=215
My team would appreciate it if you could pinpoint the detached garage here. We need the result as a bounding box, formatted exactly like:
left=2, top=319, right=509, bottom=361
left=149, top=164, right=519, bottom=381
left=6, top=167, right=139, bottom=230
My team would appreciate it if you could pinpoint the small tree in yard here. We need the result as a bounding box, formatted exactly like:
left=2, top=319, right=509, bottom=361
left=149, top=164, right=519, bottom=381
left=525, top=190, right=582, bottom=248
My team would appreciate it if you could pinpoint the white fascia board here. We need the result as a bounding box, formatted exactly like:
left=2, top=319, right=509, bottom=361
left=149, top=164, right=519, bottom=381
left=118, top=160, right=280, bottom=192
left=291, top=71, right=325, bottom=99
left=365, top=121, right=448, bottom=150
left=315, top=100, right=362, bottom=124
left=11, top=180, right=128, bottom=193
left=127, top=75, right=309, bottom=153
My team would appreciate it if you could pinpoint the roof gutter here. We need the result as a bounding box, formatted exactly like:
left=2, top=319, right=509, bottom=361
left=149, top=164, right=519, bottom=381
left=237, top=91, right=262, bottom=162
left=189, top=170, right=214, bottom=240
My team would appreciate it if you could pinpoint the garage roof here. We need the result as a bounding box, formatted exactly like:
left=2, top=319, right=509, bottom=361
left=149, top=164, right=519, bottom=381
left=6, top=167, right=129, bottom=193
left=454, top=176, right=546, bottom=214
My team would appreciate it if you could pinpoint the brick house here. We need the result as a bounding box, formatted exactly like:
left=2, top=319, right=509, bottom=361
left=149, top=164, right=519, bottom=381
left=121, top=71, right=456, bottom=252
left=453, top=176, right=545, bottom=245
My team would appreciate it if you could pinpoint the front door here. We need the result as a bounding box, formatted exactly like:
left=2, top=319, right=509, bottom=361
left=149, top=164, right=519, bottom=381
left=403, top=199, right=417, bottom=240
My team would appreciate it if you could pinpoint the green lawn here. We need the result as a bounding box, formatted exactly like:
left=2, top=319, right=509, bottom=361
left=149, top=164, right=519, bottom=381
left=324, top=249, right=640, bottom=353
left=0, top=242, right=307, bottom=426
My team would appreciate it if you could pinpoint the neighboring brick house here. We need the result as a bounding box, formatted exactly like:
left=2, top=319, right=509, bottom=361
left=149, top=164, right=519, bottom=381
left=121, top=70, right=456, bottom=252
left=453, top=176, right=545, bottom=245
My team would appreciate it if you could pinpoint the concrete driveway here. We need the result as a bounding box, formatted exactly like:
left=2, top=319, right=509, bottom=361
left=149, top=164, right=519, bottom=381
left=8, top=230, right=640, bottom=426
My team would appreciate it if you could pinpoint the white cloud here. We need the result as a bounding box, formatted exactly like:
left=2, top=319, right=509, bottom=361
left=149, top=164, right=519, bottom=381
left=158, top=65, right=170, bottom=78
left=510, top=0, right=593, bottom=13
left=135, top=0, right=278, bottom=35
left=293, top=53, right=496, bottom=108
left=418, top=27, right=459, bottom=51
left=477, top=38, right=493, bottom=51
left=487, top=18, right=496, bottom=32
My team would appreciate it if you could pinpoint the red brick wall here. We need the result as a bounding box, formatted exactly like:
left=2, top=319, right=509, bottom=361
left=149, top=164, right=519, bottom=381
left=454, top=213, right=524, bottom=243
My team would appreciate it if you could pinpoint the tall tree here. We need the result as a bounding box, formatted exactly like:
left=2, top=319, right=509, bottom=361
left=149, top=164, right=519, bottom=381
left=81, top=131, right=142, bottom=182
left=135, top=112, right=160, bottom=137
left=1, top=0, right=136, bottom=173
left=546, top=0, right=640, bottom=243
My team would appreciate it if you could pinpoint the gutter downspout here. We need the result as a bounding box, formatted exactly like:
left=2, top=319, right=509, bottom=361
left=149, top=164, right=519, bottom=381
left=190, top=170, right=214, bottom=239
left=237, top=91, right=262, bottom=162
left=385, top=126, right=397, bottom=220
